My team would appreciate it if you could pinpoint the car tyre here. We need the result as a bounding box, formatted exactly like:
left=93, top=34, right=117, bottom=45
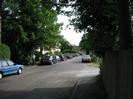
left=17, top=68, right=22, bottom=74
left=0, top=73, right=3, bottom=79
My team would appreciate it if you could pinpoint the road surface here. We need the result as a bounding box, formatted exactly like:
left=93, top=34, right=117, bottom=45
left=0, top=56, right=99, bottom=99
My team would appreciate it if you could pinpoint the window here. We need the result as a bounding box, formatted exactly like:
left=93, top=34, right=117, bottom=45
left=7, top=61, right=14, bottom=66
left=1, top=61, right=8, bottom=67
left=0, top=61, right=2, bottom=67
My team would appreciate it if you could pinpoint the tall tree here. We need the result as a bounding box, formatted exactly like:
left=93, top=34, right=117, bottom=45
left=70, top=0, right=119, bottom=56
left=59, top=36, right=72, bottom=52
left=2, top=0, right=61, bottom=64
left=79, top=33, right=91, bottom=54
left=118, top=0, right=132, bottom=49
left=0, top=0, right=4, bottom=43
left=58, top=0, right=132, bottom=51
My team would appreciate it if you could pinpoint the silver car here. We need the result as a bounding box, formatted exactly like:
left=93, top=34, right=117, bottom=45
left=82, top=55, right=91, bottom=63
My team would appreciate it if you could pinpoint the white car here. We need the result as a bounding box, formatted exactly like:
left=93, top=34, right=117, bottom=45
left=82, top=55, right=91, bottom=62
left=55, top=55, right=61, bottom=62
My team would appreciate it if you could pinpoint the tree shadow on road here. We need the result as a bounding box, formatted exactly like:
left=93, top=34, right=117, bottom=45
left=72, top=76, right=108, bottom=99
left=0, top=76, right=108, bottom=99
left=0, top=87, right=73, bottom=99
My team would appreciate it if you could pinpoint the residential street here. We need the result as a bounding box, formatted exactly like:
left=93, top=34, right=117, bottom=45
left=0, top=56, right=99, bottom=99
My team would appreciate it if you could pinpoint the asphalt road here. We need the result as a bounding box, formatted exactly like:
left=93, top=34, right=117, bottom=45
left=0, top=56, right=99, bottom=99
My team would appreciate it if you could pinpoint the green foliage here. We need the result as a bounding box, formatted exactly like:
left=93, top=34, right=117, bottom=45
left=0, top=44, right=11, bottom=59
left=59, top=37, right=73, bottom=52
left=91, top=54, right=102, bottom=65
left=70, top=0, right=119, bottom=57
left=54, top=51, right=62, bottom=55
left=2, top=0, right=62, bottom=64
left=62, top=49, right=79, bottom=54
left=44, top=52, right=54, bottom=56
left=79, top=33, right=91, bottom=54
left=33, top=51, right=42, bottom=62
left=22, top=55, right=32, bottom=65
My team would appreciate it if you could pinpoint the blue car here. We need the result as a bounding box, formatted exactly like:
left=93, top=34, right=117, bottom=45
left=0, top=59, right=24, bottom=79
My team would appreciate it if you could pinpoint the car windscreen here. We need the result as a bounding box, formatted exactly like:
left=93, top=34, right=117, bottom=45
left=83, top=55, right=90, bottom=58
left=7, top=60, right=14, bottom=66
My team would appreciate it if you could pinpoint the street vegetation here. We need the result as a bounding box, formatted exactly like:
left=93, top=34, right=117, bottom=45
left=0, top=0, right=80, bottom=64
left=0, top=0, right=133, bottom=65
left=1, top=0, right=62, bottom=64
left=57, top=0, right=133, bottom=64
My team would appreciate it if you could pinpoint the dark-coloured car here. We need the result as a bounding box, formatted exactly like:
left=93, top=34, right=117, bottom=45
left=64, top=53, right=73, bottom=59
left=40, top=55, right=57, bottom=65
left=0, top=59, right=24, bottom=79
left=59, top=55, right=66, bottom=61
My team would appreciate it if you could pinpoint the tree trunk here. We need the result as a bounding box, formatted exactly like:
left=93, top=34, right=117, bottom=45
left=0, top=0, right=3, bottom=44
left=40, top=47, right=43, bottom=54
left=0, top=16, right=1, bottom=44
left=118, top=0, right=132, bottom=49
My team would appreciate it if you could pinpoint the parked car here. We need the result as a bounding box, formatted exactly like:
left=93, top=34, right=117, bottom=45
left=40, top=55, right=57, bottom=65
left=0, top=59, right=24, bottom=79
left=64, top=53, right=73, bottom=59
left=59, top=55, right=66, bottom=61
left=82, top=55, right=91, bottom=63
left=55, top=55, right=61, bottom=62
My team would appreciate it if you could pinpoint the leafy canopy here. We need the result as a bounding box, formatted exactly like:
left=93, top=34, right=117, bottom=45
left=2, top=0, right=62, bottom=64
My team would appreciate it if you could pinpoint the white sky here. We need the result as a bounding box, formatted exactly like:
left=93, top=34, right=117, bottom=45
left=57, top=15, right=83, bottom=46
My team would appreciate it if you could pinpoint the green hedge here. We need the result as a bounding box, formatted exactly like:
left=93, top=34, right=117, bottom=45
left=0, top=43, right=11, bottom=59
left=91, top=54, right=102, bottom=65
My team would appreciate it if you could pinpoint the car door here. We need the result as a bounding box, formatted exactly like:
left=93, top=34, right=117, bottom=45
left=7, top=60, right=18, bottom=73
left=1, top=60, right=13, bottom=75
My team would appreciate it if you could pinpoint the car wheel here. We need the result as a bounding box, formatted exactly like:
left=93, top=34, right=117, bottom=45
left=17, top=68, right=22, bottom=74
left=0, top=73, right=3, bottom=79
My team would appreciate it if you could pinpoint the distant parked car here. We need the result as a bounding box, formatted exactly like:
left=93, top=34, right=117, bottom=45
left=59, top=55, right=66, bottom=61
left=40, top=55, right=57, bottom=65
left=82, top=55, right=91, bottom=63
left=55, top=55, right=61, bottom=62
left=64, top=53, right=73, bottom=59
left=0, top=59, right=24, bottom=79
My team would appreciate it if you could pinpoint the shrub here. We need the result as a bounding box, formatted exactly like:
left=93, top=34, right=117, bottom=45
left=23, top=55, right=32, bottom=65
left=63, top=49, right=78, bottom=53
left=0, top=43, right=11, bottom=59
left=33, top=51, right=42, bottom=61
left=91, top=54, right=102, bottom=65
left=54, top=51, right=62, bottom=56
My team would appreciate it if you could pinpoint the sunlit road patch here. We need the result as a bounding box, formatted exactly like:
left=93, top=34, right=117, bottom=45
left=76, top=67, right=99, bottom=77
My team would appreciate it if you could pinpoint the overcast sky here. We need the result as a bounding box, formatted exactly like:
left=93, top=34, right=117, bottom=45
left=57, top=15, right=83, bottom=46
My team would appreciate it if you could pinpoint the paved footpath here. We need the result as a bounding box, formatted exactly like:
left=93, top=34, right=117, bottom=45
left=70, top=75, right=107, bottom=99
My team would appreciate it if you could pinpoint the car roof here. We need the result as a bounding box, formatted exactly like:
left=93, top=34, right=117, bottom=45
left=83, top=55, right=90, bottom=56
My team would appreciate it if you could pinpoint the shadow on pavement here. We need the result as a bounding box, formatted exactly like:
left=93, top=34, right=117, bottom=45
left=71, top=61, right=82, bottom=64
left=0, top=76, right=108, bottom=99
left=0, top=87, right=73, bottom=99
left=71, top=76, right=108, bottom=99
